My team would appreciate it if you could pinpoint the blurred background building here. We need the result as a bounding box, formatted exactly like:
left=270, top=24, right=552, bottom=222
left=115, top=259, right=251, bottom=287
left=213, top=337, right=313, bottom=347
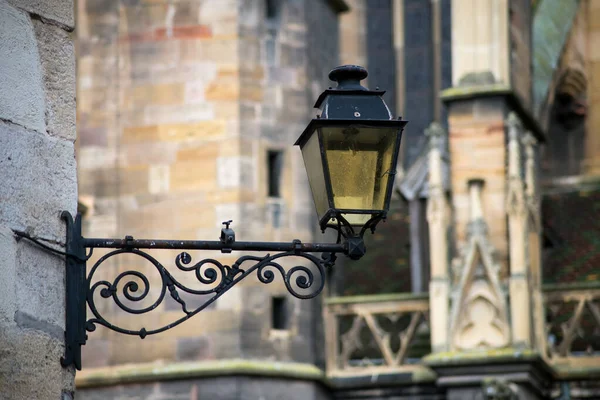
left=74, top=0, right=600, bottom=399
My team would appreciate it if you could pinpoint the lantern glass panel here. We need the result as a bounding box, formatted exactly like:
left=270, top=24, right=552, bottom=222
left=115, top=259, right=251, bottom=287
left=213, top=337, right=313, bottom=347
left=321, top=125, right=398, bottom=224
left=299, top=130, right=329, bottom=220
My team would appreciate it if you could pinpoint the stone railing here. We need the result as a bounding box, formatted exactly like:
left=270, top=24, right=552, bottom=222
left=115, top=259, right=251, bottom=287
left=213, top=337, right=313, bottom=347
left=323, top=293, right=430, bottom=375
left=543, top=283, right=600, bottom=372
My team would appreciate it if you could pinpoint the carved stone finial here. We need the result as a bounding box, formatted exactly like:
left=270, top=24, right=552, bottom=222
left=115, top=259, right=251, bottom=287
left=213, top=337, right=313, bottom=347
left=521, top=131, right=537, bottom=149
left=426, top=122, right=446, bottom=150
left=505, top=112, right=522, bottom=140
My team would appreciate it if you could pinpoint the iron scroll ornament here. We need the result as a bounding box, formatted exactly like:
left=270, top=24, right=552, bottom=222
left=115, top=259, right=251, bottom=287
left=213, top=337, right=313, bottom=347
left=54, top=211, right=347, bottom=370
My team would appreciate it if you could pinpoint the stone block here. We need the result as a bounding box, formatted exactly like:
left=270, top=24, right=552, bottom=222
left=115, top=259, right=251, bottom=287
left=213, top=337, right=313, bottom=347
left=81, top=338, right=110, bottom=369
left=173, top=201, right=215, bottom=232
left=0, top=121, right=77, bottom=241
left=122, top=142, right=178, bottom=166
left=123, top=121, right=226, bottom=144
left=8, top=0, right=74, bottom=29
left=148, top=164, right=170, bottom=194
left=170, top=159, right=217, bottom=192
left=158, top=380, right=195, bottom=398
left=0, top=227, right=17, bottom=325
left=177, top=336, right=211, bottom=361
left=184, top=80, right=207, bottom=104
left=143, top=103, right=216, bottom=126
left=77, top=385, right=154, bottom=400
left=206, top=190, right=248, bottom=205
left=156, top=309, right=240, bottom=339
left=180, top=39, right=238, bottom=64
left=109, top=336, right=178, bottom=365
left=0, top=2, right=46, bottom=134
left=33, top=19, right=76, bottom=141
left=194, top=376, right=240, bottom=399
left=205, top=81, right=240, bottom=101
left=199, top=0, right=238, bottom=23
left=240, top=85, right=265, bottom=102
left=123, top=83, right=185, bottom=110
left=590, top=31, right=600, bottom=61
left=0, top=327, right=74, bottom=400
left=119, top=165, right=151, bottom=196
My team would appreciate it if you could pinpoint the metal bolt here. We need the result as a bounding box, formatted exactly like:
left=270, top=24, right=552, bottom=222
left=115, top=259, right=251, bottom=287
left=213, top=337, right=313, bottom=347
left=354, top=111, right=361, bottom=117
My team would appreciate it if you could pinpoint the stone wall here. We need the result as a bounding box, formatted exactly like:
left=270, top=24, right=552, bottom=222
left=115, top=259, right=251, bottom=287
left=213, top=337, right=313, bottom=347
left=78, top=375, right=330, bottom=400
left=0, top=0, right=77, bottom=398
left=77, top=0, right=340, bottom=377
left=446, top=97, right=509, bottom=277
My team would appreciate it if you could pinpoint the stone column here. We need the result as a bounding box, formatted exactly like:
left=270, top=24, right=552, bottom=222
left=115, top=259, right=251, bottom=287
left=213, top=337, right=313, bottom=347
left=0, top=0, right=77, bottom=399
left=506, top=113, right=531, bottom=348
left=426, top=122, right=450, bottom=353
left=523, top=133, right=545, bottom=355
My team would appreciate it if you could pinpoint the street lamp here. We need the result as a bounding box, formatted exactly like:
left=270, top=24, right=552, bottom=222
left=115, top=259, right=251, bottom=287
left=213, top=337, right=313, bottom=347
left=296, top=65, right=406, bottom=257
left=15, top=65, right=406, bottom=370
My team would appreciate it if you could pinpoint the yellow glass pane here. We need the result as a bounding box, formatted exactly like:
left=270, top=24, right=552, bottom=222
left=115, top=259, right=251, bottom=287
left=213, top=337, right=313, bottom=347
left=322, top=126, right=397, bottom=218
left=300, top=130, right=329, bottom=220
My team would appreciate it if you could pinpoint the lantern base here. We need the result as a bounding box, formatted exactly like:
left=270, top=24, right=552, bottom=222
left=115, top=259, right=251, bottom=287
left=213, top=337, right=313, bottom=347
left=319, top=208, right=387, bottom=240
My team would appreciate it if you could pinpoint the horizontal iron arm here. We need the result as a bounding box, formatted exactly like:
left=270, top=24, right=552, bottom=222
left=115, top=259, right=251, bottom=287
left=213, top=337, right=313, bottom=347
left=83, top=237, right=347, bottom=254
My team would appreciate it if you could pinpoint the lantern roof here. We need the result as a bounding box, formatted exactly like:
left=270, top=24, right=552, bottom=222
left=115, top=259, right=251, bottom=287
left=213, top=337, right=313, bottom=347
left=313, top=65, right=394, bottom=120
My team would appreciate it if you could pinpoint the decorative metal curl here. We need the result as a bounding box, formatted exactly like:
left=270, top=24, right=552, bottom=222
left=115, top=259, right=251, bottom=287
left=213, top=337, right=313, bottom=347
left=57, top=211, right=344, bottom=370
left=85, top=248, right=330, bottom=339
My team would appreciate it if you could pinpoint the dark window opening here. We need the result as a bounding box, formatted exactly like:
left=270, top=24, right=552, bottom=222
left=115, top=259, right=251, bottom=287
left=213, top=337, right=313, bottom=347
left=271, top=296, right=288, bottom=330
left=266, top=0, right=281, bottom=21
left=267, top=150, right=283, bottom=198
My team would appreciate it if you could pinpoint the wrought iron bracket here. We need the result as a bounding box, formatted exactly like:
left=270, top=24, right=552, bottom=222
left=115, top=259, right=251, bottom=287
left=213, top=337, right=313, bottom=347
left=54, top=212, right=355, bottom=370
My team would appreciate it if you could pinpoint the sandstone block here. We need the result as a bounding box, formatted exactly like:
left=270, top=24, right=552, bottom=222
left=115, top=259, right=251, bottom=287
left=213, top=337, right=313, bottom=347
left=148, top=164, right=170, bottom=194
left=205, top=81, right=240, bottom=101
left=170, top=159, right=217, bottom=191
left=0, top=2, right=46, bottom=134
left=123, top=83, right=185, bottom=110
left=33, top=19, right=76, bottom=141
left=143, top=103, right=216, bottom=125
left=0, top=122, right=77, bottom=241
left=109, top=336, right=178, bottom=365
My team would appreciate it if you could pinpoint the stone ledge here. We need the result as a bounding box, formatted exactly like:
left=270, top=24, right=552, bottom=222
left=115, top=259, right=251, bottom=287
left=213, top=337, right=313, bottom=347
left=440, top=84, right=512, bottom=101
left=327, top=365, right=437, bottom=389
left=422, top=348, right=541, bottom=367
left=75, top=359, right=325, bottom=388
left=325, top=292, right=429, bottom=305
left=552, top=358, right=600, bottom=380
left=541, top=174, right=600, bottom=195
left=440, top=84, right=546, bottom=142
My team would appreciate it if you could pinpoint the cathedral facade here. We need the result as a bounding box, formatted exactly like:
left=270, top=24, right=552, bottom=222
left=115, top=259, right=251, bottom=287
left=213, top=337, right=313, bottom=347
left=75, top=1, right=600, bottom=399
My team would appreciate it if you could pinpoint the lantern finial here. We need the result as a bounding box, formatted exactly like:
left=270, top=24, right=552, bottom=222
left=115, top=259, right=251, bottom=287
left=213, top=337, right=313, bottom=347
left=328, top=65, right=368, bottom=90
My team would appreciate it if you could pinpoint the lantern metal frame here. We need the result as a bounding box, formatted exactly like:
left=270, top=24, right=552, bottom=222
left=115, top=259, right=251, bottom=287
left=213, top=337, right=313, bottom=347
left=13, top=65, right=406, bottom=371
left=295, top=118, right=406, bottom=237
left=295, top=65, right=407, bottom=240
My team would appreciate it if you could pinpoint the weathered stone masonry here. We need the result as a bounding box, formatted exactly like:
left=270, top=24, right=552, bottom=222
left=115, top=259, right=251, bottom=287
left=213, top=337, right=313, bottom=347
left=0, top=0, right=77, bottom=399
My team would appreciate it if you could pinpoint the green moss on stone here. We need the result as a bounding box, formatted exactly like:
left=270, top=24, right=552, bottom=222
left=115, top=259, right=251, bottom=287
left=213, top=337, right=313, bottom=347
left=76, top=359, right=326, bottom=388
left=439, top=84, right=511, bottom=102
left=423, top=348, right=540, bottom=366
